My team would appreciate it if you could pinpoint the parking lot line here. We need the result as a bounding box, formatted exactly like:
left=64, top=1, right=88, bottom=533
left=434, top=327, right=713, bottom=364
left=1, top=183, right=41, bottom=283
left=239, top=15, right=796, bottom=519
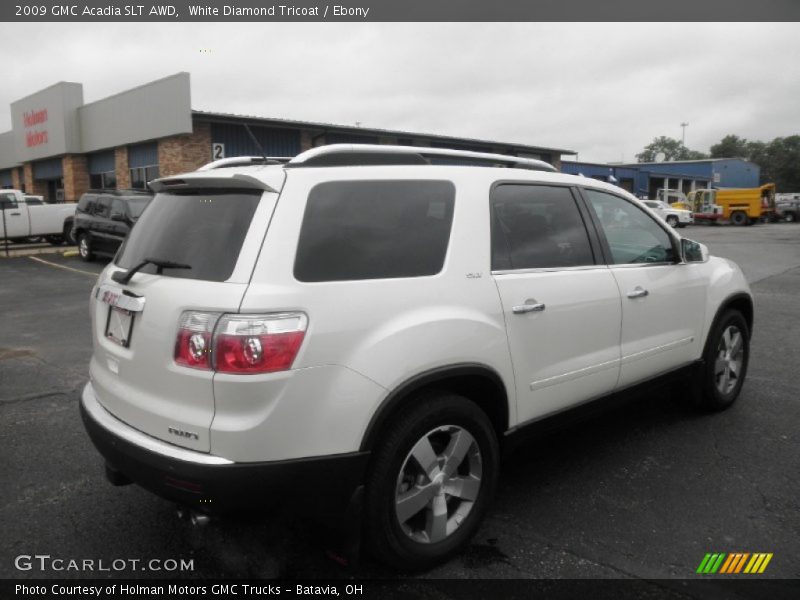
left=28, top=255, right=98, bottom=277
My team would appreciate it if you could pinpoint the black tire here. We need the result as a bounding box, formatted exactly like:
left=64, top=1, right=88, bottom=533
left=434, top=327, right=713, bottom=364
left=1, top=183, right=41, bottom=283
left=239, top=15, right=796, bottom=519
left=63, top=221, right=75, bottom=245
left=77, top=233, right=94, bottom=262
left=677, top=223, right=688, bottom=228
left=364, top=393, right=499, bottom=571
left=730, top=211, right=748, bottom=226
left=786, top=212, right=796, bottom=223
left=684, top=310, right=750, bottom=412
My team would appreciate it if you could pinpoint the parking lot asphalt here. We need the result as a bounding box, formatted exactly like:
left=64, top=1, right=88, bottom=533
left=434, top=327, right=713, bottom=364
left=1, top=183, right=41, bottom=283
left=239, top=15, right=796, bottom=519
left=1, top=224, right=798, bottom=587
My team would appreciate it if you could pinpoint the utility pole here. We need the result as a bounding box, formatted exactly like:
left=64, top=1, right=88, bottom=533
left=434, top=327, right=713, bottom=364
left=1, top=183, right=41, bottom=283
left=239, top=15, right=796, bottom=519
left=680, top=122, right=689, bottom=146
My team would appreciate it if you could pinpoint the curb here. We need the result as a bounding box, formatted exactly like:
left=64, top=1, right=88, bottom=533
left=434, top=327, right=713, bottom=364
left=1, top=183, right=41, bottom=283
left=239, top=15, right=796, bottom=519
left=0, top=245, right=78, bottom=259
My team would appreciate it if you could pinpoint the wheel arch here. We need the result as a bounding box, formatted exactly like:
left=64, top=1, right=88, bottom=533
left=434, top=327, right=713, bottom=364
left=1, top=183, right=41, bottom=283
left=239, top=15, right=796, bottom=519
left=704, top=292, right=754, bottom=354
left=359, top=363, right=509, bottom=453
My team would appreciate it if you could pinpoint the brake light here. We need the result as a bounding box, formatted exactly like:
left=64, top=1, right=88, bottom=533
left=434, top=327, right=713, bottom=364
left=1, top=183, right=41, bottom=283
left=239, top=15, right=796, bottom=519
left=174, top=312, right=220, bottom=370
left=214, top=313, right=307, bottom=374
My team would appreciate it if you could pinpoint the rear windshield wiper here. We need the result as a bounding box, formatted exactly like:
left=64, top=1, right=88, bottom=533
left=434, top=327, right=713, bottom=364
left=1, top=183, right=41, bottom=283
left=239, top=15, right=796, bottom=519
left=111, top=257, right=192, bottom=285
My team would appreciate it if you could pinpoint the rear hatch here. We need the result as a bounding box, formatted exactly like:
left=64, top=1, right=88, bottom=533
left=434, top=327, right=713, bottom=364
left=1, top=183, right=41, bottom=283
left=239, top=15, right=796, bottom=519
left=89, top=174, right=281, bottom=452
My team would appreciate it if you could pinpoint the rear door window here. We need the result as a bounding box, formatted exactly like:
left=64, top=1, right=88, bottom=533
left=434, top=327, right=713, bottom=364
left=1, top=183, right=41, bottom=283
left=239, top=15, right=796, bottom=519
left=95, top=197, right=111, bottom=218
left=125, top=196, right=150, bottom=219
left=491, top=184, right=595, bottom=270
left=294, top=180, right=455, bottom=282
left=116, top=190, right=261, bottom=282
left=110, top=198, right=126, bottom=219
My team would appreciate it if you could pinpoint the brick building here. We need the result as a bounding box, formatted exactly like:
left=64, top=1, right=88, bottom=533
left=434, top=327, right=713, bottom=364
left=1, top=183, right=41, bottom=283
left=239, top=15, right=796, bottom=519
left=0, top=73, right=573, bottom=203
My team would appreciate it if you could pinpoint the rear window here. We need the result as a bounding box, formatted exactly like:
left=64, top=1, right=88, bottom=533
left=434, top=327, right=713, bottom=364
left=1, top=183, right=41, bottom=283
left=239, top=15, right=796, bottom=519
left=124, top=196, right=150, bottom=218
left=116, top=190, right=261, bottom=282
left=294, top=180, right=455, bottom=282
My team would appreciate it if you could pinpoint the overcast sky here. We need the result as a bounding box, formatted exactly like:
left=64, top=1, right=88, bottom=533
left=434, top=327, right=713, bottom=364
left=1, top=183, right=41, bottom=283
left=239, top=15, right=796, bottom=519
left=1, top=22, right=798, bottom=162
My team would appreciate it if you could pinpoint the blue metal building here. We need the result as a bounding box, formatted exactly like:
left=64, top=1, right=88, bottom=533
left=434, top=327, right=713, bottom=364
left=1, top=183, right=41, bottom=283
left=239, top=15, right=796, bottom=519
left=562, top=158, right=760, bottom=198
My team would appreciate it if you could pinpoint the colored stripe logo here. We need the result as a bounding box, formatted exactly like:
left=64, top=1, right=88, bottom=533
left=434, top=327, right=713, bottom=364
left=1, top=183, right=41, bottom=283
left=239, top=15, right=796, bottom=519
left=696, top=553, right=773, bottom=574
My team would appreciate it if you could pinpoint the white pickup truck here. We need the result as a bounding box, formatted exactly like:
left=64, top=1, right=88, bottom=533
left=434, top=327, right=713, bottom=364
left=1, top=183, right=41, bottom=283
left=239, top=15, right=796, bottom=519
left=0, top=189, right=76, bottom=245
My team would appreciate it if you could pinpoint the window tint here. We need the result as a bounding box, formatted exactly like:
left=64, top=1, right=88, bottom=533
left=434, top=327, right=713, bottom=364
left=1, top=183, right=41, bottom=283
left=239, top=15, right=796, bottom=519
left=24, top=197, right=43, bottom=205
left=117, top=191, right=261, bottom=282
left=78, top=194, right=97, bottom=213
left=491, top=185, right=594, bottom=270
left=110, top=198, right=125, bottom=218
left=125, top=196, right=150, bottom=219
left=0, top=193, right=17, bottom=210
left=95, top=197, right=111, bottom=218
left=294, top=180, right=455, bottom=282
left=585, top=189, right=676, bottom=265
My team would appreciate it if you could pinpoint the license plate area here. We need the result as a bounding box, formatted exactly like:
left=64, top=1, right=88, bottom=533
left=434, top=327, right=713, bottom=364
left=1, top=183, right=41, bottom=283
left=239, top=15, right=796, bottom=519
left=105, top=306, right=134, bottom=347
left=98, top=283, right=145, bottom=348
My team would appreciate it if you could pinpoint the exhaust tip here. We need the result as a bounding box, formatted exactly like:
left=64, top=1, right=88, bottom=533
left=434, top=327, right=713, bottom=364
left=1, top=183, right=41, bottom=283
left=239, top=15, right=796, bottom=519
left=190, top=511, right=211, bottom=527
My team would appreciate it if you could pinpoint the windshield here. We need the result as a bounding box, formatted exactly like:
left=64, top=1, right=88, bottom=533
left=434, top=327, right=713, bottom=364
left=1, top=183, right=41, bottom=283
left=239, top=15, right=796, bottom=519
left=116, top=190, right=262, bottom=282
left=126, top=197, right=151, bottom=219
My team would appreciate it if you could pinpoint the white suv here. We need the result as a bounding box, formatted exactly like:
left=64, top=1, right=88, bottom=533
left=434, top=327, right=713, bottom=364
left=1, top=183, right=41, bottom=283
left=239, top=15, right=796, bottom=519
left=81, top=145, right=753, bottom=570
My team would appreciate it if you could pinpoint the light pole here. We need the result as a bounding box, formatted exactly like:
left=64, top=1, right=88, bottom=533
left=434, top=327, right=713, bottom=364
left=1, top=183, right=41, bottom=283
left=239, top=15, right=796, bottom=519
left=680, top=122, right=689, bottom=146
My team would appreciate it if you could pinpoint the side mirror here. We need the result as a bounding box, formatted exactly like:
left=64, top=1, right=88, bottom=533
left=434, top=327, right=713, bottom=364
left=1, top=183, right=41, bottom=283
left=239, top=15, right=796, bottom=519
left=682, top=238, right=709, bottom=263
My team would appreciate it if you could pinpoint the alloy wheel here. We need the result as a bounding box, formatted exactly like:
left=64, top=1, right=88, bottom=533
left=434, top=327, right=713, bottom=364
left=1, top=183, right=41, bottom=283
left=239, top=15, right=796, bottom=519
left=394, top=425, right=482, bottom=544
left=715, top=325, right=744, bottom=395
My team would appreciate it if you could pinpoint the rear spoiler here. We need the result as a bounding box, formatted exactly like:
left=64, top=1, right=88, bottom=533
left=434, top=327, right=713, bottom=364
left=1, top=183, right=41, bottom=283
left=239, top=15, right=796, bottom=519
left=149, top=174, right=278, bottom=194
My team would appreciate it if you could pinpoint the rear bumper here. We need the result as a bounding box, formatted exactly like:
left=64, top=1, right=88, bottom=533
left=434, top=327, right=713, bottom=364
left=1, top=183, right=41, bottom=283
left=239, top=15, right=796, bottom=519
left=80, top=383, right=369, bottom=515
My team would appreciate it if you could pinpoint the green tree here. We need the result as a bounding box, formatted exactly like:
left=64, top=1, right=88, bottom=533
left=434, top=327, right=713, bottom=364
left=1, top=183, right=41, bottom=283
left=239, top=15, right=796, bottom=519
left=710, top=135, right=750, bottom=158
left=766, top=136, right=800, bottom=191
left=636, top=136, right=708, bottom=162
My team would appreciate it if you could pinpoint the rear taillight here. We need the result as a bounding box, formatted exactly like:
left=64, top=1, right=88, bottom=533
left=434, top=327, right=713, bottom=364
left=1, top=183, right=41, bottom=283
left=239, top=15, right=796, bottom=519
left=214, top=313, right=307, bottom=374
left=174, top=311, right=307, bottom=374
left=174, top=311, right=220, bottom=370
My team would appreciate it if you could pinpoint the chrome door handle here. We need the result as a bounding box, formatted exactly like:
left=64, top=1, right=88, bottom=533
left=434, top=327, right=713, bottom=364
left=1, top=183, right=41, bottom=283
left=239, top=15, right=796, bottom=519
left=512, top=303, right=546, bottom=314
left=627, top=287, right=649, bottom=299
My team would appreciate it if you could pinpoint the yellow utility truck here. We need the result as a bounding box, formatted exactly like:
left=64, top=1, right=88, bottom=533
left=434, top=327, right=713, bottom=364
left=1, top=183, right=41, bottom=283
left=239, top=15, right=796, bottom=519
left=688, top=184, right=776, bottom=226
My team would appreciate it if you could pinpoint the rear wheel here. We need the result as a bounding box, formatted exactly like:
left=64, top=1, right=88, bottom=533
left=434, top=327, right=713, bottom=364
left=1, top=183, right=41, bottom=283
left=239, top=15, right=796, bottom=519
left=63, top=221, right=75, bottom=245
left=78, top=233, right=94, bottom=262
left=364, top=394, right=499, bottom=571
left=684, top=310, right=750, bottom=411
left=786, top=212, right=796, bottom=223
left=730, top=211, right=748, bottom=226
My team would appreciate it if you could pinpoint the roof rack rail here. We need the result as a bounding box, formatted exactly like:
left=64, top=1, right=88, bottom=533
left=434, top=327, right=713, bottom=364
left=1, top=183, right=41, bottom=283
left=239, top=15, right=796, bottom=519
left=197, top=156, right=292, bottom=171
left=285, top=144, right=557, bottom=172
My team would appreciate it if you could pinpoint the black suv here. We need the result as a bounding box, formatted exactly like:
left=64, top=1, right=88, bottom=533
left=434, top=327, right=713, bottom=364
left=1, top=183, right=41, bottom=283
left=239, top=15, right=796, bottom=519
left=72, top=190, right=152, bottom=261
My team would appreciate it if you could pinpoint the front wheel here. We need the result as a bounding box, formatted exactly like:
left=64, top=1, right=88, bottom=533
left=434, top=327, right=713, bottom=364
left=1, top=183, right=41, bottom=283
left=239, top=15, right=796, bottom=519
left=364, top=394, right=499, bottom=571
left=666, top=215, right=679, bottom=228
left=786, top=212, right=797, bottom=223
left=688, top=310, right=750, bottom=411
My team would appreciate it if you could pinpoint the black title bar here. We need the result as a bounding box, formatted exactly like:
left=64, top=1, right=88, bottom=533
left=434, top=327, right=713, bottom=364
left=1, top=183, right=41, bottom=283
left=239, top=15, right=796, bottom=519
left=3, top=0, right=800, bottom=22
